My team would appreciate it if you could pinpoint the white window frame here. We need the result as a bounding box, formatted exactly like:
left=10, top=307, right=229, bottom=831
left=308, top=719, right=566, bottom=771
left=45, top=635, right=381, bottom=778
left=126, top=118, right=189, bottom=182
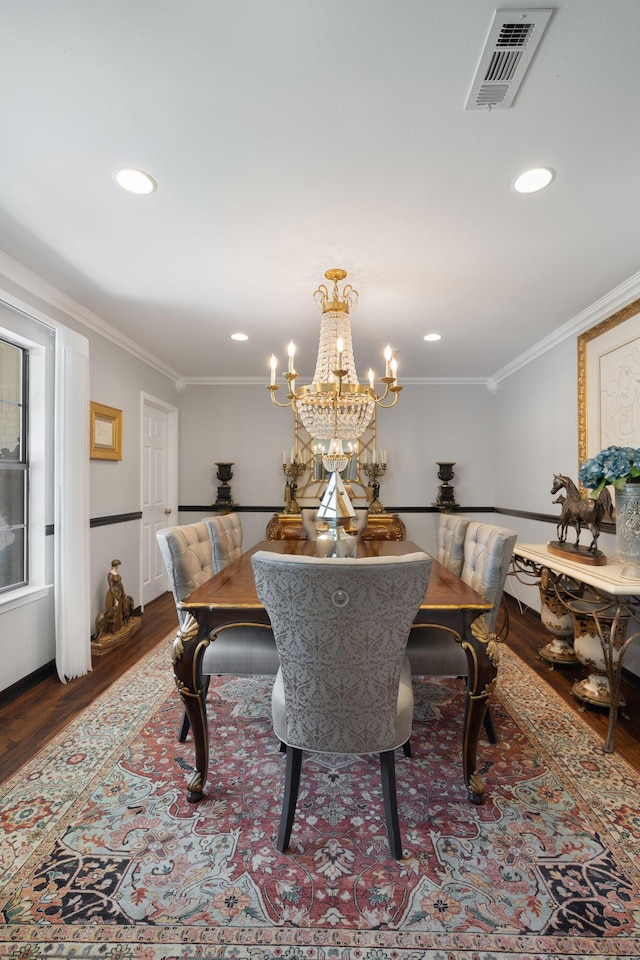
left=0, top=323, right=50, bottom=612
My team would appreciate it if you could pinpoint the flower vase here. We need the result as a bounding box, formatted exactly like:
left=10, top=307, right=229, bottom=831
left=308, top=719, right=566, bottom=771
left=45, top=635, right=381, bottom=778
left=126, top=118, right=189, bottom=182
left=615, top=482, right=640, bottom=579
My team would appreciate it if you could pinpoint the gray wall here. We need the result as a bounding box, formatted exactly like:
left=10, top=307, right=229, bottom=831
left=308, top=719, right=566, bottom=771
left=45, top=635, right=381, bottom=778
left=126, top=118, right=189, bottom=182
left=176, top=381, right=496, bottom=554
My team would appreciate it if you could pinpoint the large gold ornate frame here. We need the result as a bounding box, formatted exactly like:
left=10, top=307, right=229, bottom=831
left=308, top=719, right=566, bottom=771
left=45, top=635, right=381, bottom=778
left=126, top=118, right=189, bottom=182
left=578, top=296, right=640, bottom=472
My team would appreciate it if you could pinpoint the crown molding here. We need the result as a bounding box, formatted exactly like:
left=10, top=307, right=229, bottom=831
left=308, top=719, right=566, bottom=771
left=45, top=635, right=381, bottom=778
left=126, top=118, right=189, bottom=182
left=0, top=249, right=182, bottom=383
left=490, top=270, right=640, bottom=385
left=3, top=245, right=638, bottom=391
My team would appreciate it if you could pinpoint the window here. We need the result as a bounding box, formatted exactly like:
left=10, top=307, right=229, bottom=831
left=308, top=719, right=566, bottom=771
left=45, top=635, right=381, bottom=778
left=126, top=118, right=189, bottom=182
left=0, top=338, right=27, bottom=592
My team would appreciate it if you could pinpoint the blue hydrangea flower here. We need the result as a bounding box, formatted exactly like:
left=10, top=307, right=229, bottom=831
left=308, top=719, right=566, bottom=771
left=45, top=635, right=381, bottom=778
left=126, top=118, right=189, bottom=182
left=579, top=445, right=640, bottom=496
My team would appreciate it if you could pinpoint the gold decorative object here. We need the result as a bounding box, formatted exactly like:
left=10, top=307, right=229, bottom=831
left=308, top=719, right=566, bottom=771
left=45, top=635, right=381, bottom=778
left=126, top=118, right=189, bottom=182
left=282, top=455, right=306, bottom=514
left=92, top=559, right=141, bottom=655
left=267, top=268, right=401, bottom=468
left=362, top=457, right=387, bottom=514
left=578, top=296, right=640, bottom=479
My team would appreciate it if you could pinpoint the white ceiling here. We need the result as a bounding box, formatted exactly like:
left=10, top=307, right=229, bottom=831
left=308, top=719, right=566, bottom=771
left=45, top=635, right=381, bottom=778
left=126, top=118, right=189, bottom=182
left=2, top=0, right=640, bottom=383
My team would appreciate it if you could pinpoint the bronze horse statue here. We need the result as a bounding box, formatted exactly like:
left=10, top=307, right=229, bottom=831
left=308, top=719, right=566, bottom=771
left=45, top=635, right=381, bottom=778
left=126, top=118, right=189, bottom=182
left=550, top=474, right=613, bottom=552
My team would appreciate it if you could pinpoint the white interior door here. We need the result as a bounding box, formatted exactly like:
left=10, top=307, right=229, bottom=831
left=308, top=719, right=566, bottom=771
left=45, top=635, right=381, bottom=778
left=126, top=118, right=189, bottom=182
left=141, top=395, right=177, bottom=606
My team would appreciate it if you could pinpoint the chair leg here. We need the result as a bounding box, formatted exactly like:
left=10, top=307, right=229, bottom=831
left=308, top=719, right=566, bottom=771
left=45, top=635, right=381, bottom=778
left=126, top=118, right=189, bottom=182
left=402, top=738, right=412, bottom=758
left=178, top=675, right=211, bottom=743
left=483, top=705, right=497, bottom=744
left=178, top=708, right=190, bottom=743
left=277, top=746, right=302, bottom=853
left=379, top=750, right=402, bottom=860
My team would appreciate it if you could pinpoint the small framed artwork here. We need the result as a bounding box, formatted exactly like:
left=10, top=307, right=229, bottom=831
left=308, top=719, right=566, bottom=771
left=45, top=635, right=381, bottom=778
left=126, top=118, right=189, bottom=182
left=90, top=401, right=123, bottom=460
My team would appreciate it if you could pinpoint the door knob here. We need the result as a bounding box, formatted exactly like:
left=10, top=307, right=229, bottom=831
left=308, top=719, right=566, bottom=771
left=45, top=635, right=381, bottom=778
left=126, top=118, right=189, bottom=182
left=164, top=508, right=172, bottom=515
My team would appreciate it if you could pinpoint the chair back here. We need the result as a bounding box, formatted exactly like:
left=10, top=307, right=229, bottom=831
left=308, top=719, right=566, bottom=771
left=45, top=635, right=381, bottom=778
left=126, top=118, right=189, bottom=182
left=300, top=508, right=319, bottom=540
left=460, top=522, right=517, bottom=632
left=251, top=551, right=431, bottom=754
left=206, top=512, right=243, bottom=571
left=352, top=507, right=369, bottom=541
left=156, top=521, right=216, bottom=626
left=436, top=514, right=471, bottom=576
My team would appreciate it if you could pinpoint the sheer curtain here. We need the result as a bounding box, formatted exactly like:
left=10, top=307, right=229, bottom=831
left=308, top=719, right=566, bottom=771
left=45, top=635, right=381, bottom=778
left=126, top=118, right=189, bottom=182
left=54, top=325, right=91, bottom=681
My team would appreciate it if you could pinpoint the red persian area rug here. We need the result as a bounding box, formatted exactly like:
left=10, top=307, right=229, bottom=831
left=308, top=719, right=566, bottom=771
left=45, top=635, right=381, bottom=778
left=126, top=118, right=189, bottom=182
left=1, top=635, right=639, bottom=959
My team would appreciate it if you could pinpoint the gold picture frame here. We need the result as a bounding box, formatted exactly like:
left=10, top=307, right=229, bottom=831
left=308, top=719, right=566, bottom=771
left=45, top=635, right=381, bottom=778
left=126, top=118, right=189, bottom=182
left=90, top=401, right=123, bottom=460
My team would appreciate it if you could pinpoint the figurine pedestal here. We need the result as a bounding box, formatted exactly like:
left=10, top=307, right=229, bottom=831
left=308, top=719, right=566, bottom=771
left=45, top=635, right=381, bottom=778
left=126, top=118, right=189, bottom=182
left=91, top=616, right=142, bottom=657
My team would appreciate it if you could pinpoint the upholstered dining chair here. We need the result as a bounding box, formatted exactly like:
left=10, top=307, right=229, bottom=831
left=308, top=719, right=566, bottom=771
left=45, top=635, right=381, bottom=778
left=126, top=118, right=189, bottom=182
left=435, top=513, right=471, bottom=577
left=406, top=520, right=517, bottom=744
left=251, top=550, right=432, bottom=860
left=156, top=519, right=218, bottom=631
left=157, top=515, right=278, bottom=742
left=352, top=507, right=369, bottom=541
left=300, top=508, right=319, bottom=540
left=206, top=512, right=243, bottom=570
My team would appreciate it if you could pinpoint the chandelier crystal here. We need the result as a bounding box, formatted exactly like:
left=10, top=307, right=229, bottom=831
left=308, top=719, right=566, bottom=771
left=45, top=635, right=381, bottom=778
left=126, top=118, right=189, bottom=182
left=267, top=268, right=401, bottom=442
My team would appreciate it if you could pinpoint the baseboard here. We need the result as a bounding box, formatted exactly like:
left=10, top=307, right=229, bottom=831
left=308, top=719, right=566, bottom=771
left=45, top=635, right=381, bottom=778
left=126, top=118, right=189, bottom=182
left=0, top=660, right=56, bottom=708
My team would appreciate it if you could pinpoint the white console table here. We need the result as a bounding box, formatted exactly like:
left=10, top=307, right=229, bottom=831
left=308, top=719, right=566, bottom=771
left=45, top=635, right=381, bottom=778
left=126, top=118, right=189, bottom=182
left=513, top=543, right=640, bottom=753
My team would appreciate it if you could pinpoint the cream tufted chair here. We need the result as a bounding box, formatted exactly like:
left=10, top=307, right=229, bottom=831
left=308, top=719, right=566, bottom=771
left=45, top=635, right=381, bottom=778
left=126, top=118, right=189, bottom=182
left=352, top=507, right=369, bottom=541
left=300, top=508, right=319, bottom=540
left=156, top=519, right=218, bottom=629
left=406, top=521, right=517, bottom=743
left=206, top=512, right=244, bottom=569
left=435, top=514, right=471, bottom=577
left=157, top=515, right=278, bottom=742
left=252, top=550, right=432, bottom=859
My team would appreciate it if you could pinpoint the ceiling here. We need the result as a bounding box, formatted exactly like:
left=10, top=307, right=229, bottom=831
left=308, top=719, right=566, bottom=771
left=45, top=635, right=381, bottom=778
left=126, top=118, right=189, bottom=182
left=2, top=0, right=640, bottom=384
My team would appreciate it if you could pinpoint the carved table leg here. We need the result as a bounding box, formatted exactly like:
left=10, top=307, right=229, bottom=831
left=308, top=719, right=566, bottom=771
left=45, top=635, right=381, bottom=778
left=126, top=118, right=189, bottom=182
left=171, top=614, right=211, bottom=802
left=594, top=606, right=636, bottom=754
left=461, top=613, right=502, bottom=805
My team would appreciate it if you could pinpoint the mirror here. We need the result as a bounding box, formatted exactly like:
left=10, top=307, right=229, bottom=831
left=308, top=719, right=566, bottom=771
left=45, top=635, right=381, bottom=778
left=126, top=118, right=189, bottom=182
left=293, top=410, right=376, bottom=503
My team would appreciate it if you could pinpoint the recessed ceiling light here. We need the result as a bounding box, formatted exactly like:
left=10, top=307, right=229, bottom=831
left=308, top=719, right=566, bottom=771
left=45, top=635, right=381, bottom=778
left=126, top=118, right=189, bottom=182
left=231, top=332, right=248, bottom=341
left=424, top=333, right=442, bottom=342
left=513, top=166, right=555, bottom=194
left=114, top=168, right=157, bottom=195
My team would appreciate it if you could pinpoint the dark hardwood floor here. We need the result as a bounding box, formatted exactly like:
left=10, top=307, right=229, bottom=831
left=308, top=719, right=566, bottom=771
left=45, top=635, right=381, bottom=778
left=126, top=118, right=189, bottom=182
left=1, top=592, right=639, bottom=785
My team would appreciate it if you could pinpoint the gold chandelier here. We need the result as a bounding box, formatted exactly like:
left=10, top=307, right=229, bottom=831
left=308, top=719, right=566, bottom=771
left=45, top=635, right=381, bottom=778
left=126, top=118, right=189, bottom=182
left=267, top=268, right=401, bottom=448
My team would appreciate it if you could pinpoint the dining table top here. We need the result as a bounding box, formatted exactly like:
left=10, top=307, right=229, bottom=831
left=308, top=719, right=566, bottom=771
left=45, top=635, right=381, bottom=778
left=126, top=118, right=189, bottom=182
left=182, top=538, right=492, bottom=613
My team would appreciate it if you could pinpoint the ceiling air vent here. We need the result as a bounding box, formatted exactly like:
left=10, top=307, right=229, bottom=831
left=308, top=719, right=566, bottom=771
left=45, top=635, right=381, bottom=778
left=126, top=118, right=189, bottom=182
left=465, top=9, right=553, bottom=110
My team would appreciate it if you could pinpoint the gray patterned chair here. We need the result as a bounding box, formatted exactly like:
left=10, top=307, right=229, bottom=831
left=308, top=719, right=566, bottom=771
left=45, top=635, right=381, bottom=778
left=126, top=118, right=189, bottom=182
left=157, top=515, right=278, bottom=742
left=252, top=550, right=432, bottom=860
left=406, top=520, right=517, bottom=743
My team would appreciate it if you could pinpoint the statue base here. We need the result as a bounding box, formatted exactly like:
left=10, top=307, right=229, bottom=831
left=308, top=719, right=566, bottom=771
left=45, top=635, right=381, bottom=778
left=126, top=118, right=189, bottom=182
left=547, top=541, right=607, bottom=566
left=91, top=616, right=142, bottom=657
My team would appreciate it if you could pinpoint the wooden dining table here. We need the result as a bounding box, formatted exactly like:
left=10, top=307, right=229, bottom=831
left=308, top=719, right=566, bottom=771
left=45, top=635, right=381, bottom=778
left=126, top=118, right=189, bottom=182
left=174, top=538, right=494, bottom=806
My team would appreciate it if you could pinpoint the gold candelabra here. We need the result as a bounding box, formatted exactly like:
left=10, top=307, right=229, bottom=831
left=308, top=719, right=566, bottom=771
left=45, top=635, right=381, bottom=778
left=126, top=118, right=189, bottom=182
left=362, top=457, right=387, bottom=514
left=282, top=456, right=307, bottom=514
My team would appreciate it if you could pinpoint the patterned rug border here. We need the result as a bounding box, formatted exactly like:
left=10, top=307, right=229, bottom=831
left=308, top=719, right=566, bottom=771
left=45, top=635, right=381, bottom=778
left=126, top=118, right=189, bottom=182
left=496, top=648, right=640, bottom=878
left=1, top=633, right=640, bottom=959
